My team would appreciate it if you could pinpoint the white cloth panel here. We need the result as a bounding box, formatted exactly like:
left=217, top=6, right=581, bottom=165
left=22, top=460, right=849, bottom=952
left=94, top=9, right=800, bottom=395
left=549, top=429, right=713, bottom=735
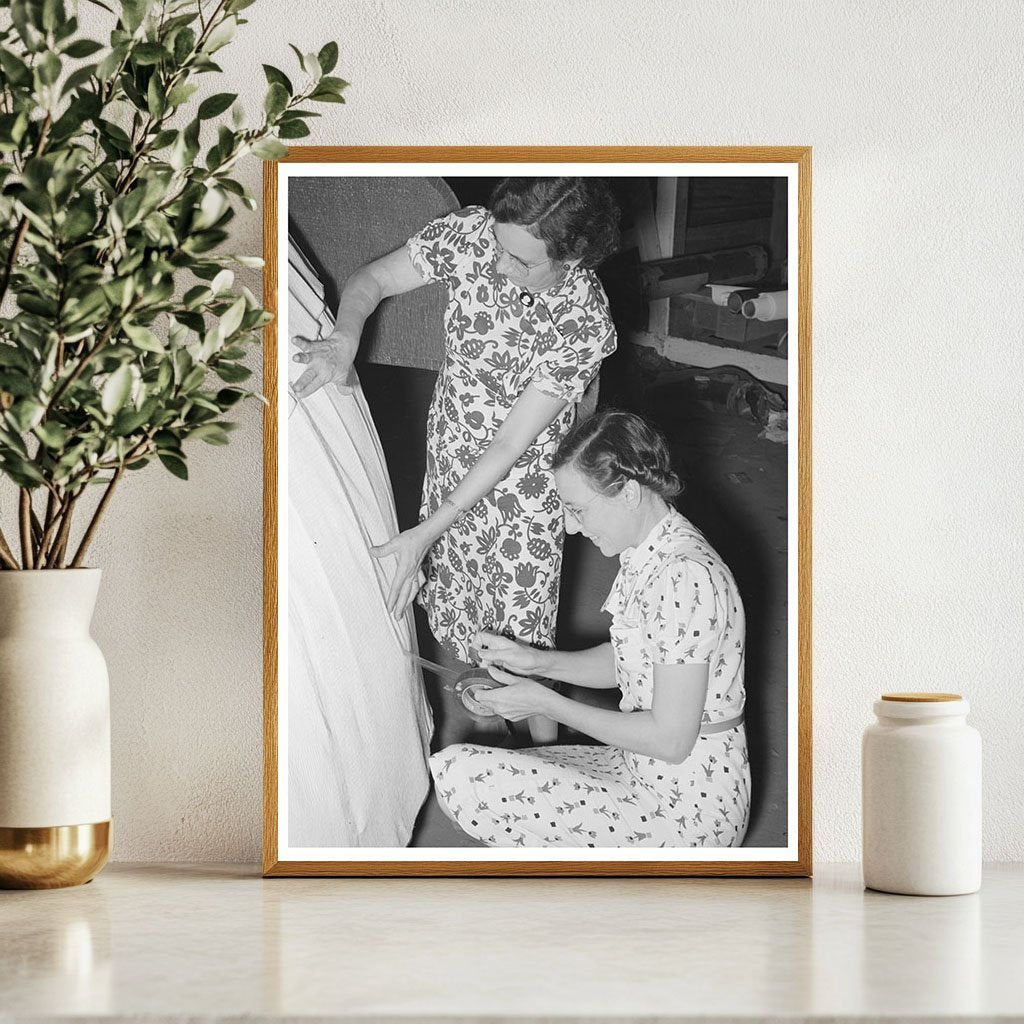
left=286, top=240, right=432, bottom=848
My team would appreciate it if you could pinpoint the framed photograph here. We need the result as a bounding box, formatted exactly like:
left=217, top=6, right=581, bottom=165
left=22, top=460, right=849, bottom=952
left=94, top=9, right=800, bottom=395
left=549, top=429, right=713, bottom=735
left=263, top=147, right=811, bottom=876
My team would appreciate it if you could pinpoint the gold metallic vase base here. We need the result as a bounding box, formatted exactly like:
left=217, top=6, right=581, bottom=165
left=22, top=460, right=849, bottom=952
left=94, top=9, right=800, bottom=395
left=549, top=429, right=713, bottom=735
left=0, top=821, right=110, bottom=889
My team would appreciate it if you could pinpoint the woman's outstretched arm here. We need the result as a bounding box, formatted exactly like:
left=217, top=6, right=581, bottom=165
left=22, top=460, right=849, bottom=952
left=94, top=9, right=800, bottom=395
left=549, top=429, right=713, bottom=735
left=291, top=246, right=427, bottom=399
left=475, top=632, right=618, bottom=689
left=371, top=382, right=569, bottom=616
left=477, top=662, right=710, bottom=764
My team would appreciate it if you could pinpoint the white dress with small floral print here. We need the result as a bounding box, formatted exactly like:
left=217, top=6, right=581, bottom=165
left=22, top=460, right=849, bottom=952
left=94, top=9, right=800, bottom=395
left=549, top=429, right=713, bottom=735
left=429, top=510, right=750, bottom=848
left=406, top=206, right=617, bottom=662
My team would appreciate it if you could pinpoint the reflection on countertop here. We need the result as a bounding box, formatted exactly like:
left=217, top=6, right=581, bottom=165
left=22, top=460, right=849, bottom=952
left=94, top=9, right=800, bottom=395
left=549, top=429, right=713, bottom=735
left=1, top=862, right=1021, bottom=1020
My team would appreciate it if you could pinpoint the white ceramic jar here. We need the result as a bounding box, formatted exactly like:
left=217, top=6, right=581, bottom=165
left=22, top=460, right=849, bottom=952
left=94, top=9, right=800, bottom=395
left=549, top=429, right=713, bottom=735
left=862, top=692, right=981, bottom=896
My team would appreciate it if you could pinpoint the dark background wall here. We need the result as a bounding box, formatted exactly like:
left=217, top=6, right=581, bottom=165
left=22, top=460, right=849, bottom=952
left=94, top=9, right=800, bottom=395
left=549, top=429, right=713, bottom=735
left=288, top=176, right=790, bottom=848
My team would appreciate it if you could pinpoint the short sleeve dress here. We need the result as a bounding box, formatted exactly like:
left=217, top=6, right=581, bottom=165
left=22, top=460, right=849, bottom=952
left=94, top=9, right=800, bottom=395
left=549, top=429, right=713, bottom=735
left=406, top=206, right=617, bottom=661
left=428, top=510, right=751, bottom=848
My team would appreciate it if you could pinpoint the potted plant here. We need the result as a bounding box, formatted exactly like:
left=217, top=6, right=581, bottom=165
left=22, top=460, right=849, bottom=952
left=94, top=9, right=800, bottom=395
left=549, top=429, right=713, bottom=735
left=0, top=0, right=345, bottom=887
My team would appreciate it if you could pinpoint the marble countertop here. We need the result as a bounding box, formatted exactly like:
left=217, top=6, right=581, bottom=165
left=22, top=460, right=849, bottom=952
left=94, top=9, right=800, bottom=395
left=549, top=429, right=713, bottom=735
left=2, top=862, right=1021, bottom=1022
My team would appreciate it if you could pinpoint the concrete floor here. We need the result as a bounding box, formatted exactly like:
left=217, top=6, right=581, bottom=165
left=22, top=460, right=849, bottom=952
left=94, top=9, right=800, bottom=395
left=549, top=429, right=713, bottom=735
left=358, top=344, right=789, bottom=849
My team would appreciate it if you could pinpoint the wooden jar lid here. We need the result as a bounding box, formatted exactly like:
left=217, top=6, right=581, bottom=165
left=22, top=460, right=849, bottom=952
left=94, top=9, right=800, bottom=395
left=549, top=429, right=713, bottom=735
left=881, top=692, right=962, bottom=702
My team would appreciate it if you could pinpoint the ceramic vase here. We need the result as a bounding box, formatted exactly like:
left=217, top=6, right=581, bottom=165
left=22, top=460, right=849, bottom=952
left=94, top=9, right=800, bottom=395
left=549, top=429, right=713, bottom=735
left=0, top=569, right=111, bottom=888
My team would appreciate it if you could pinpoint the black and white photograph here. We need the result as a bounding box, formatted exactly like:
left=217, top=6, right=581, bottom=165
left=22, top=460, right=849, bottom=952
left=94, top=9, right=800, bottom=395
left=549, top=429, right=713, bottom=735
left=265, top=150, right=810, bottom=875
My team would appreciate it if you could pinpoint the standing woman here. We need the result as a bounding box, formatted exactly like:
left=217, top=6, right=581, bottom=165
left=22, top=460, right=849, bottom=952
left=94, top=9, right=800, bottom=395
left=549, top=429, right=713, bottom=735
left=294, top=179, right=619, bottom=663
left=431, top=410, right=750, bottom=848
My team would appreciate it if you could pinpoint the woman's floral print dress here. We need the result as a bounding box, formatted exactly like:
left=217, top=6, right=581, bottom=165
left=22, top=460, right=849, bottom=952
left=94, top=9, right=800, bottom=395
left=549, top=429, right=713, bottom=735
left=406, top=206, right=616, bottom=661
left=429, top=510, right=751, bottom=848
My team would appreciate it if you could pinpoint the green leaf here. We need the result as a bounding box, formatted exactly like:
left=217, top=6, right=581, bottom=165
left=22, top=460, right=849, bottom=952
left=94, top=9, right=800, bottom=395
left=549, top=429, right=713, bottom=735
left=198, top=91, right=237, bottom=119
left=113, top=187, right=148, bottom=229
left=98, top=118, right=132, bottom=149
left=214, top=362, right=251, bottom=384
left=121, top=0, right=151, bottom=33
left=132, top=42, right=169, bottom=66
left=176, top=311, right=206, bottom=333
left=317, top=41, right=339, bottom=75
left=112, top=405, right=152, bottom=435
left=189, top=422, right=230, bottom=445
left=1, top=456, right=46, bottom=487
left=215, top=388, right=247, bottom=408
left=60, top=62, right=97, bottom=97
left=318, top=75, right=349, bottom=93
left=41, top=0, right=66, bottom=33
left=210, top=269, right=234, bottom=294
left=250, top=137, right=287, bottom=160
left=0, top=346, right=30, bottom=371
left=146, top=74, right=166, bottom=117
left=149, top=128, right=177, bottom=149
left=17, top=292, right=58, bottom=317
left=166, top=82, right=199, bottom=107
left=217, top=295, right=246, bottom=340
left=63, top=38, right=104, bottom=58
left=38, top=51, right=62, bottom=86
left=101, top=277, right=134, bottom=309
left=182, top=285, right=211, bottom=310
left=181, top=365, right=206, bottom=391
left=96, top=43, right=127, bottom=81
left=0, top=421, right=30, bottom=457
left=156, top=359, right=173, bottom=392
left=309, top=88, right=346, bottom=104
left=154, top=428, right=181, bottom=452
left=173, top=26, right=196, bottom=65
left=264, top=81, right=288, bottom=117
left=57, top=14, right=78, bottom=41
left=0, top=49, right=33, bottom=87
left=123, top=322, right=164, bottom=353
left=203, top=15, right=236, bottom=53
left=277, top=120, right=310, bottom=140
left=228, top=254, right=263, bottom=269
left=9, top=399, right=46, bottom=432
left=101, top=365, right=133, bottom=414
left=34, top=421, right=70, bottom=449
left=10, top=0, right=44, bottom=52
left=262, top=63, right=292, bottom=94
left=158, top=452, right=188, bottom=479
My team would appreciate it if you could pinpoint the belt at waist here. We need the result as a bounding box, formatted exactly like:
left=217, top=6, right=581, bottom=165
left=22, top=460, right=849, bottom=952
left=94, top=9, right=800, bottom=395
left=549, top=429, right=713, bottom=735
left=699, top=712, right=745, bottom=736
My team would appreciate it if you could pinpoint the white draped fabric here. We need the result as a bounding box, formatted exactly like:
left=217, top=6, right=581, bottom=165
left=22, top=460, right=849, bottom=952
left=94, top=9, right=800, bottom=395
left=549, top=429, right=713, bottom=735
left=286, top=241, right=432, bottom=848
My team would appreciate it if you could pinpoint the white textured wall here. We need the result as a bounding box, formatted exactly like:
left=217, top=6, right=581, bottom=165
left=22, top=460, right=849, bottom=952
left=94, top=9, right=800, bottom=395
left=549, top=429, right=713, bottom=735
left=85, top=0, right=1024, bottom=863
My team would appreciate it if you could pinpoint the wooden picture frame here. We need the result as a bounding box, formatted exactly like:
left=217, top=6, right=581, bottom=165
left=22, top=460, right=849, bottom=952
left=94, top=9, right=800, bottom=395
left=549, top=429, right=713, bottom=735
left=263, top=147, right=811, bottom=876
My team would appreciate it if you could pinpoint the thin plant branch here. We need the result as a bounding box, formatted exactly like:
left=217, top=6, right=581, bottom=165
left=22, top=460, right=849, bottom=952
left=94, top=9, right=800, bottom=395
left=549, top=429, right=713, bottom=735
left=45, top=492, right=79, bottom=569
left=0, top=527, right=20, bottom=570
left=71, top=465, right=124, bottom=568
left=18, top=488, right=34, bottom=569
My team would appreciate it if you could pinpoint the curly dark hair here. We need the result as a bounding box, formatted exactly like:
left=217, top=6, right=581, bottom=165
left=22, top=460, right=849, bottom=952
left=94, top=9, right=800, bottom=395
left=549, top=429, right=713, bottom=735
left=550, top=409, right=682, bottom=501
left=488, top=178, right=620, bottom=268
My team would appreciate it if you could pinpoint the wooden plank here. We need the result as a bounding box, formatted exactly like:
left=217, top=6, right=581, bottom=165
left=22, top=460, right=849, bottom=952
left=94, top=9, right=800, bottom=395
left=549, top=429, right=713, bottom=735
left=672, top=176, right=690, bottom=254
left=628, top=328, right=789, bottom=386
left=655, top=177, right=677, bottom=257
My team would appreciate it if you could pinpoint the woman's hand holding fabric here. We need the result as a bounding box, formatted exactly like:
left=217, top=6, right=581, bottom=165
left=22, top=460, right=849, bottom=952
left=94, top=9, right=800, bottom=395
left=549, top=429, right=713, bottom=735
left=474, top=666, right=554, bottom=721
left=291, top=332, right=358, bottom=399
left=474, top=631, right=547, bottom=675
left=370, top=526, right=432, bottom=618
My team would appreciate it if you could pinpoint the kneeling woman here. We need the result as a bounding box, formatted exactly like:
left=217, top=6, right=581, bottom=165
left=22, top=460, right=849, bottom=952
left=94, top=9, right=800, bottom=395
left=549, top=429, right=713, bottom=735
left=429, top=410, right=750, bottom=847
